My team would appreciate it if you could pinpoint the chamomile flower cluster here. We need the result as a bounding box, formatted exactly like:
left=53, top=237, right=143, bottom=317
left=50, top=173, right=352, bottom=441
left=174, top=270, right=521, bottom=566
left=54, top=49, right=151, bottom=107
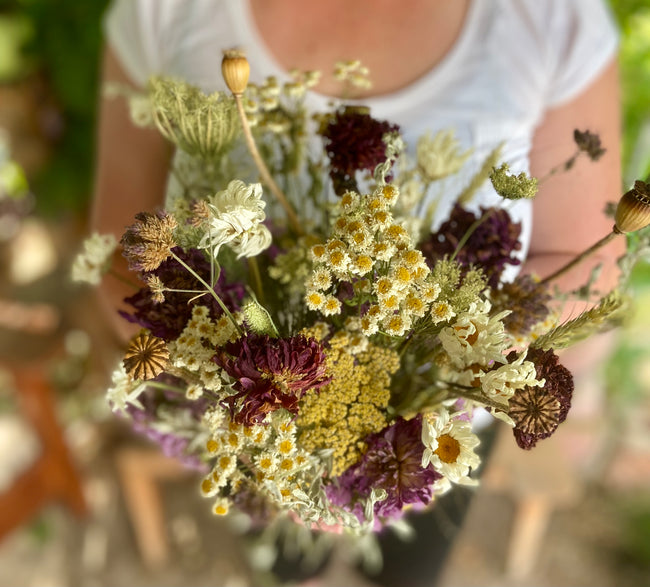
left=168, top=305, right=241, bottom=393
left=306, top=184, right=442, bottom=336
left=200, top=410, right=318, bottom=516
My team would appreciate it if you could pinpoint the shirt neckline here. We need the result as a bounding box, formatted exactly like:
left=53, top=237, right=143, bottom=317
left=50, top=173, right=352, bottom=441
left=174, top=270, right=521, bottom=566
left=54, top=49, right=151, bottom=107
left=228, top=0, right=486, bottom=115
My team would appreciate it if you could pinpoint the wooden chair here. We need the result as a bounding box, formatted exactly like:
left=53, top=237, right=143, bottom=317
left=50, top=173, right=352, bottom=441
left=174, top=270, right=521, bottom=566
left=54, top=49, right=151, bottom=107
left=0, top=348, right=87, bottom=541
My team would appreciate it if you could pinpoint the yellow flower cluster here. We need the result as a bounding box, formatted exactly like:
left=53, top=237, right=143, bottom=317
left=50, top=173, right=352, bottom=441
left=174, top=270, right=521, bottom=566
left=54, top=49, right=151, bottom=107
left=297, top=331, right=400, bottom=476
left=201, top=411, right=317, bottom=515
left=168, top=305, right=240, bottom=392
left=305, top=185, right=442, bottom=336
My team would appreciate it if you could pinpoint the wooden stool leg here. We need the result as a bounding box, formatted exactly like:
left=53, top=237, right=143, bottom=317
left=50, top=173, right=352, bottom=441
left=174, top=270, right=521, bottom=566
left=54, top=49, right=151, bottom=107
left=115, top=448, right=191, bottom=569
left=505, top=495, right=551, bottom=580
left=0, top=364, right=87, bottom=543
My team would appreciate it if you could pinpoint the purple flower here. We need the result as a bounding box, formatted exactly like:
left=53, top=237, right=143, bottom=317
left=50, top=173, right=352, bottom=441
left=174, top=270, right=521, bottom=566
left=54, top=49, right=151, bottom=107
left=422, top=204, right=522, bottom=288
left=126, top=377, right=209, bottom=471
left=326, top=416, right=441, bottom=524
left=319, top=106, right=400, bottom=195
left=119, top=247, right=245, bottom=341
left=214, top=333, right=331, bottom=426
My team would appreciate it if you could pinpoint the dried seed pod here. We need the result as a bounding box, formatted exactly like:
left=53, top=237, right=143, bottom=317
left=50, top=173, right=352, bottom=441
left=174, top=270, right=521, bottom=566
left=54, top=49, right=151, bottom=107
left=614, top=180, right=650, bottom=233
left=123, top=331, right=169, bottom=380
left=222, top=49, right=250, bottom=96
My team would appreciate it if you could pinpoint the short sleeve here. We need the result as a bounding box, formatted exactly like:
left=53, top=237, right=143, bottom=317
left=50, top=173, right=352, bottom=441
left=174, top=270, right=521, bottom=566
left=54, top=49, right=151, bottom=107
left=545, top=0, right=619, bottom=107
left=103, top=0, right=166, bottom=87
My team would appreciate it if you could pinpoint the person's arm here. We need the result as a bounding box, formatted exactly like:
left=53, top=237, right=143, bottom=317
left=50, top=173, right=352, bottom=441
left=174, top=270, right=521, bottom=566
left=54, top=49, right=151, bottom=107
left=525, top=58, right=625, bottom=376
left=91, top=46, right=173, bottom=345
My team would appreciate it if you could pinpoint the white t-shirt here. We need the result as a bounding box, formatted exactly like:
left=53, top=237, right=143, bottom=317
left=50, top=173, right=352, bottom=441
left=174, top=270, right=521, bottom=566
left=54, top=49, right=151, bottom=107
left=104, top=0, right=618, bottom=265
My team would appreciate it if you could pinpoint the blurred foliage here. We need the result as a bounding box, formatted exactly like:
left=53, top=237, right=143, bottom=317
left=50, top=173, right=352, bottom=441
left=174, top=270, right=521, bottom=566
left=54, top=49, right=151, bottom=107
left=614, top=494, right=650, bottom=571
left=609, top=0, right=650, bottom=183
left=0, top=0, right=110, bottom=218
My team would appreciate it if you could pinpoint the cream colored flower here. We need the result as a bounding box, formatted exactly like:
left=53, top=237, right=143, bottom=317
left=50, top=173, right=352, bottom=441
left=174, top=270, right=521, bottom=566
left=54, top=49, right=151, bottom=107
left=71, top=233, right=117, bottom=285
left=199, top=180, right=272, bottom=258
left=106, top=363, right=147, bottom=414
left=480, top=352, right=544, bottom=404
left=438, top=300, right=510, bottom=368
left=422, top=409, right=481, bottom=485
left=416, top=129, right=472, bottom=181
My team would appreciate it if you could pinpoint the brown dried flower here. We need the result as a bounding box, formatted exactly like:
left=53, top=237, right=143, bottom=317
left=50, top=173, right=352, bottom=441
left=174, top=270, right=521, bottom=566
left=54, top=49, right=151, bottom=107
left=614, top=180, right=650, bottom=234
left=121, top=211, right=178, bottom=272
left=508, top=348, right=573, bottom=450
left=123, top=331, right=169, bottom=380
left=573, top=129, right=606, bottom=161
left=222, top=49, right=250, bottom=96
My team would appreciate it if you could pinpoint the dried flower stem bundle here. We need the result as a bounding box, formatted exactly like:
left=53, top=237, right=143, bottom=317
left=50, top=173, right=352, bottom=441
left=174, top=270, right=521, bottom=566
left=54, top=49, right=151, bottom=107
left=222, top=49, right=303, bottom=234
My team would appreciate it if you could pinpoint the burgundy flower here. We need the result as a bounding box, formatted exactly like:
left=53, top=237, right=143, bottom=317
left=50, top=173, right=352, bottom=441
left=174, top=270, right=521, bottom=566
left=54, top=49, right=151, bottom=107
left=319, top=106, right=400, bottom=195
left=214, top=334, right=331, bottom=426
left=422, top=204, right=522, bottom=288
left=326, top=416, right=441, bottom=523
left=120, top=247, right=245, bottom=341
left=508, top=348, right=573, bottom=449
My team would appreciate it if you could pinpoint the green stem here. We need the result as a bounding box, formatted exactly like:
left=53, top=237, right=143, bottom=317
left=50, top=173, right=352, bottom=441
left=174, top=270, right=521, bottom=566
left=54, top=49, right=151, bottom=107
left=538, top=228, right=620, bottom=286
left=170, top=251, right=243, bottom=335
left=247, top=257, right=264, bottom=303
left=232, top=93, right=303, bottom=235
left=443, top=384, right=508, bottom=412
left=450, top=208, right=497, bottom=262
left=142, top=380, right=187, bottom=395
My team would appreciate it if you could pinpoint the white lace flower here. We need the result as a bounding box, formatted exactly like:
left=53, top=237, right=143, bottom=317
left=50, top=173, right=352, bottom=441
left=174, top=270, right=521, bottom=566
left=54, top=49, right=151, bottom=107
left=107, top=363, right=147, bottom=414
left=71, top=233, right=117, bottom=285
left=199, top=180, right=272, bottom=258
left=422, top=409, right=481, bottom=485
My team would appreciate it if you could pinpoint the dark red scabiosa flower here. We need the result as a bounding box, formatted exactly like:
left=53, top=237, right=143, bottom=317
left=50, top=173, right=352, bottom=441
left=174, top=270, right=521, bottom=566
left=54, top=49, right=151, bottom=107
left=326, top=416, right=441, bottom=524
left=120, top=247, right=245, bottom=341
left=319, top=106, right=400, bottom=195
left=214, top=333, right=331, bottom=426
left=421, top=204, right=522, bottom=288
left=508, top=347, right=573, bottom=449
left=493, top=274, right=552, bottom=336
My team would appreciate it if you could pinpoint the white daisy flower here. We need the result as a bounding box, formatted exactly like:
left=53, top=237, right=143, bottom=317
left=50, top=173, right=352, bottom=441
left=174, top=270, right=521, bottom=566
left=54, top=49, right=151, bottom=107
left=422, top=409, right=481, bottom=485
